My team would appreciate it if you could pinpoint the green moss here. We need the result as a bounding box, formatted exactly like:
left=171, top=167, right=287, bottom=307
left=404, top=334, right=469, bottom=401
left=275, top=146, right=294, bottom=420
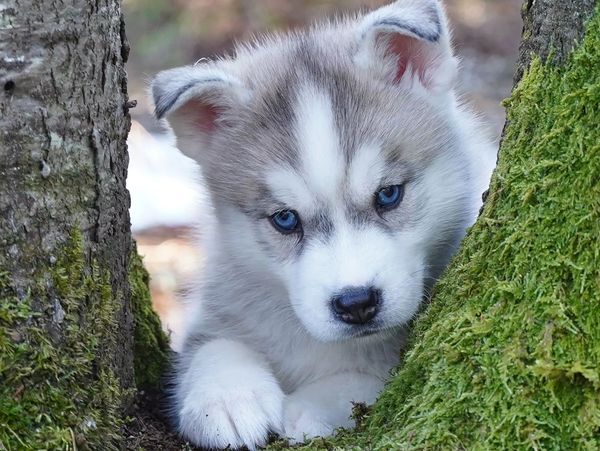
left=278, top=6, right=600, bottom=451
left=0, top=231, right=171, bottom=449
left=0, top=230, right=126, bottom=450
left=130, top=247, right=170, bottom=389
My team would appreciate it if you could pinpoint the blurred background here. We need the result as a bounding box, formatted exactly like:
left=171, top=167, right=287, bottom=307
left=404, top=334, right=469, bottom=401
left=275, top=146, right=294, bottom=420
left=123, top=0, right=523, bottom=349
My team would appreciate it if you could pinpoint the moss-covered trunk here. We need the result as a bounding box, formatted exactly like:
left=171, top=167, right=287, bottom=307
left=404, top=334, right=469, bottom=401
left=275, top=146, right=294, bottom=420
left=280, top=1, right=600, bottom=450
left=0, top=1, right=167, bottom=449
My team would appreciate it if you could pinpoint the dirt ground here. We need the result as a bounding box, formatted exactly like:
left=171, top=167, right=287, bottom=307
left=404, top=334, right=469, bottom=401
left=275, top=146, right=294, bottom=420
left=125, top=389, right=195, bottom=450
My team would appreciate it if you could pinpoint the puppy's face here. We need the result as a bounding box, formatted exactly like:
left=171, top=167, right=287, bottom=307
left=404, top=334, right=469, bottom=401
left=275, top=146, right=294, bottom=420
left=153, top=0, right=475, bottom=342
left=216, top=82, right=470, bottom=342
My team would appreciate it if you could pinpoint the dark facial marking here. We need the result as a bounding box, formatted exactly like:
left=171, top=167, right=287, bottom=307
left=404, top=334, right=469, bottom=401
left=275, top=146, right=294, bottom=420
left=303, top=211, right=334, bottom=244
left=292, top=43, right=373, bottom=165
left=256, top=82, right=296, bottom=131
left=249, top=78, right=300, bottom=169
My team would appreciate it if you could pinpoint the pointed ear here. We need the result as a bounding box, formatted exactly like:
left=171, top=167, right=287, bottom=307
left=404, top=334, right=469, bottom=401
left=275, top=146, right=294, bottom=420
left=354, top=0, right=458, bottom=95
left=151, top=65, right=249, bottom=161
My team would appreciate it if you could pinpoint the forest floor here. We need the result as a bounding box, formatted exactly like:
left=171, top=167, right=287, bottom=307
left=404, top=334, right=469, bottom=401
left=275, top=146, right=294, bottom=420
left=125, top=390, right=195, bottom=450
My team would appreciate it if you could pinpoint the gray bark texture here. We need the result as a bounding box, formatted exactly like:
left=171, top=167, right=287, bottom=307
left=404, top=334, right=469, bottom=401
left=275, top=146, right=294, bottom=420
left=0, top=1, right=132, bottom=312
left=0, top=1, right=149, bottom=449
left=514, top=0, right=596, bottom=83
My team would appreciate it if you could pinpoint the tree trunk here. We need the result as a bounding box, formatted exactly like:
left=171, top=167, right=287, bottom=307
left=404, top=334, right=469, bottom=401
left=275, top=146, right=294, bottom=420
left=514, top=0, right=596, bottom=83
left=0, top=1, right=167, bottom=449
left=286, top=1, right=600, bottom=450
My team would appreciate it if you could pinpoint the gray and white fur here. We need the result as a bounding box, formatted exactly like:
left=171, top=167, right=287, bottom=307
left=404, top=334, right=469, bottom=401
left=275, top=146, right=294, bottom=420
left=152, top=1, right=496, bottom=449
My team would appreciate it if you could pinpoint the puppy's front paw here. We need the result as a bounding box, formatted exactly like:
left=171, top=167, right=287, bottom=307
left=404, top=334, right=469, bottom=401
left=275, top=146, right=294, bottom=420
left=179, top=380, right=284, bottom=450
left=176, top=339, right=284, bottom=450
left=282, top=397, right=335, bottom=444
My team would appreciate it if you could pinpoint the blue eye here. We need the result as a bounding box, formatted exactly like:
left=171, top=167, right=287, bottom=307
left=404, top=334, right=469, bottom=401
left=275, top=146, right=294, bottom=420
left=270, top=209, right=301, bottom=234
left=375, top=185, right=404, bottom=211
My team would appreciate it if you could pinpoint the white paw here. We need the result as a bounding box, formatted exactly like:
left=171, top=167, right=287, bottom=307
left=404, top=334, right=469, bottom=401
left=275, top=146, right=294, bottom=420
left=179, top=382, right=284, bottom=450
left=176, top=339, right=284, bottom=450
left=282, top=397, right=335, bottom=444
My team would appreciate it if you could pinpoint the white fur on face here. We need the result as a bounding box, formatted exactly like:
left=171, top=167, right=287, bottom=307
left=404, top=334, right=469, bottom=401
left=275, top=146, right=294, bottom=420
left=265, top=90, right=432, bottom=343
left=347, top=143, right=386, bottom=202
left=265, top=86, right=344, bottom=215
left=266, top=168, right=315, bottom=213
left=283, top=218, right=426, bottom=342
left=274, top=143, right=469, bottom=342
left=295, top=86, right=343, bottom=202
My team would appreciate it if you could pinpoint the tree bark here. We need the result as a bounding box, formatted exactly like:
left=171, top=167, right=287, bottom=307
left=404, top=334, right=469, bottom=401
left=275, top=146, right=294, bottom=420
left=286, top=1, right=600, bottom=449
left=514, top=0, right=596, bottom=83
left=0, top=1, right=166, bottom=449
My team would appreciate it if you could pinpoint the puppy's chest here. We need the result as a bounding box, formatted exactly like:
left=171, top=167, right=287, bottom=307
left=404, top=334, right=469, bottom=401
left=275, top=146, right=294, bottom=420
left=263, top=336, right=401, bottom=393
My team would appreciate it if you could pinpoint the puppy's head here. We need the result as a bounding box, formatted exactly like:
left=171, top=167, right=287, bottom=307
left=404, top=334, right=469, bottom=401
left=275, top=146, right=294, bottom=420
left=153, top=0, right=475, bottom=342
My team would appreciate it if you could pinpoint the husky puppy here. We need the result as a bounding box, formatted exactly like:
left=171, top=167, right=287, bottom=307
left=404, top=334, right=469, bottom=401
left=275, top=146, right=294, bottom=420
left=152, top=0, right=496, bottom=448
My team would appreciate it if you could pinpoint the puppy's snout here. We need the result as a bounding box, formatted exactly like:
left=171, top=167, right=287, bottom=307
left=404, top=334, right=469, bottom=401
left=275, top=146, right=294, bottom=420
left=331, top=287, right=380, bottom=324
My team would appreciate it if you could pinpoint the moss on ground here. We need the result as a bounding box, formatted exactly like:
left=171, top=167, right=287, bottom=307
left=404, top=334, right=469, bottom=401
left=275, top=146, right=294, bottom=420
left=0, top=231, right=168, bottom=450
left=130, top=247, right=170, bottom=389
left=276, top=5, right=600, bottom=451
left=0, top=230, right=124, bottom=449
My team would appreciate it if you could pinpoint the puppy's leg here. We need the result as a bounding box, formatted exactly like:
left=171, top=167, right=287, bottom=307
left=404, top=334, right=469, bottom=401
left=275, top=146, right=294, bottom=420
left=177, top=339, right=284, bottom=450
left=282, top=372, right=383, bottom=443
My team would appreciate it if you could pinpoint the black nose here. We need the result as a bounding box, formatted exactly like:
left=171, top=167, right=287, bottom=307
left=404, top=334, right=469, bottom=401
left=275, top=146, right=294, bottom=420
left=331, top=287, right=380, bottom=325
